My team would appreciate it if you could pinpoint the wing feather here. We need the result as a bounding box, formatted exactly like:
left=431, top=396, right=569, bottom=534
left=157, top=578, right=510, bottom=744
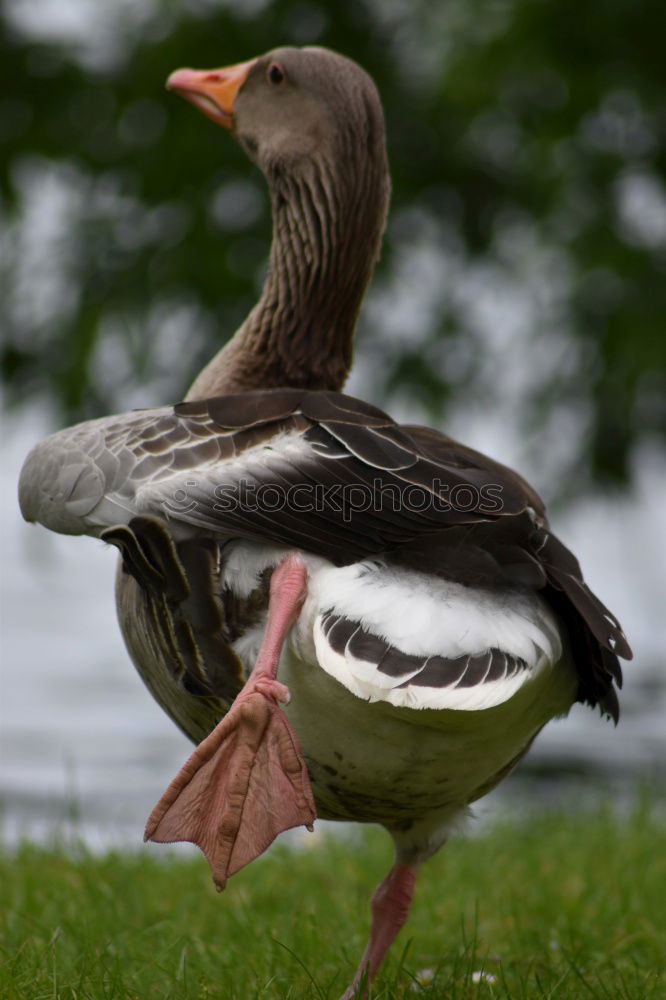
left=52, top=387, right=629, bottom=719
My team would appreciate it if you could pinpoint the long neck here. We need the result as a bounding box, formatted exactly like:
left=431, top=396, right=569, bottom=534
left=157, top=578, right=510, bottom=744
left=186, top=152, right=388, bottom=400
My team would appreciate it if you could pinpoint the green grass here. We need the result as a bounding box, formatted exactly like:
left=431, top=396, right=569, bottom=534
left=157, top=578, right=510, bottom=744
left=1, top=801, right=664, bottom=999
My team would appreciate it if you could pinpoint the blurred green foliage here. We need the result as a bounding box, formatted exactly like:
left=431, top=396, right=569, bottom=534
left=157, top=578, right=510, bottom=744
left=1, top=0, right=665, bottom=492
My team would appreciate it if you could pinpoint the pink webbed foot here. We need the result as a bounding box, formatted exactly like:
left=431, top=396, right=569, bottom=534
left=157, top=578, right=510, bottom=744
left=144, top=554, right=316, bottom=890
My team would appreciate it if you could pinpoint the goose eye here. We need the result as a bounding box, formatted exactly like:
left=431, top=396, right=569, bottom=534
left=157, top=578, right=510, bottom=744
left=267, top=63, right=285, bottom=86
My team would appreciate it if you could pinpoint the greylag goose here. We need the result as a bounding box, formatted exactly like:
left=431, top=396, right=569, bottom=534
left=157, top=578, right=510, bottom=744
left=19, top=47, right=631, bottom=999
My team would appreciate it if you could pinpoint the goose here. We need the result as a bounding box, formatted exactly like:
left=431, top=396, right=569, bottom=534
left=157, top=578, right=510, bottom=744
left=18, top=46, right=631, bottom=999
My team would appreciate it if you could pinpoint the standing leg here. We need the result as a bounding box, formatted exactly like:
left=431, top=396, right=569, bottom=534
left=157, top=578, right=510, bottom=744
left=341, top=863, right=418, bottom=999
left=145, top=553, right=316, bottom=889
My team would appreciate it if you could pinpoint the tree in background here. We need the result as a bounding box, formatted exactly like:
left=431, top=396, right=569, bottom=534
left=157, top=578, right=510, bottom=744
left=2, top=0, right=664, bottom=498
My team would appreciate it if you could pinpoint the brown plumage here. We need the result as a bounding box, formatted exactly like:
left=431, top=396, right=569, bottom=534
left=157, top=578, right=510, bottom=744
left=111, top=387, right=627, bottom=742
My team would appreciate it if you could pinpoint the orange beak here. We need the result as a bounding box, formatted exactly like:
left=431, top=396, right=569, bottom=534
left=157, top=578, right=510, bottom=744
left=166, top=58, right=257, bottom=130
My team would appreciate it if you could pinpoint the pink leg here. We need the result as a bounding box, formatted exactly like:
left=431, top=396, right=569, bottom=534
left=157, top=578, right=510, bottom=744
left=233, top=552, right=308, bottom=703
left=145, top=553, right=316, bottom=889
left=341, top=863, right=418, bottom=1000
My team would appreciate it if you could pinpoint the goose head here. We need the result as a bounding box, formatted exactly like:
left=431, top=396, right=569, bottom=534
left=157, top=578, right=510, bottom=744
left=167, top=47, right=391, bottom=396
left=168, top=46, right=387, bottom=184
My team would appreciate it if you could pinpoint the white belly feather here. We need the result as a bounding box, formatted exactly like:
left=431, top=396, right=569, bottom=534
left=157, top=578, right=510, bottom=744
left=227, top=548, right=577, bottom=861
left=296, top=558, right=567, bottom=711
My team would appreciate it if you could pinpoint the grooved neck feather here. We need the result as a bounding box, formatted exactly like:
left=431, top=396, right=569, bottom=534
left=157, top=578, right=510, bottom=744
left=187, top=122, right=389, bottom=399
